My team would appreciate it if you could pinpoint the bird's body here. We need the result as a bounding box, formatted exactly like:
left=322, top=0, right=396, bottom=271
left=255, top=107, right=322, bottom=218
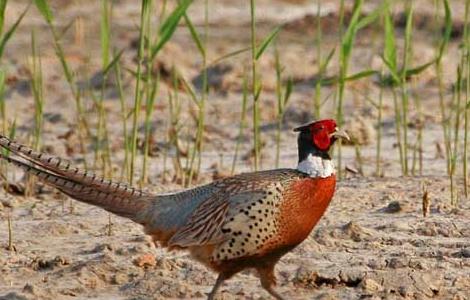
left=0, top=119, right=348, bottom=299
left=149, top=168, right=336, bottom=267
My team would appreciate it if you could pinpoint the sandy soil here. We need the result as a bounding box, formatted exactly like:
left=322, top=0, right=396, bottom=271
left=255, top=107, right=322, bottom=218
left=0, top=1, right=469, bottom=299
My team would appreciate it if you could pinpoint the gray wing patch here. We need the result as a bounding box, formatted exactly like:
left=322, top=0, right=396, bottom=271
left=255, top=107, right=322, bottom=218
left=168, top=193, right=230, bottom=247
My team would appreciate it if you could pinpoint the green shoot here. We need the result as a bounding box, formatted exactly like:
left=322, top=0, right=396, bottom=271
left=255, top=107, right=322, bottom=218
left=25, top=30, right=45, bottom=197
left=232, top=74, right=249, bottom=174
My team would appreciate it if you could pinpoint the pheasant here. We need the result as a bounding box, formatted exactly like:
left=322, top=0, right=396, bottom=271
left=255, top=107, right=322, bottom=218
left=0, top=119, right=348, bottom=299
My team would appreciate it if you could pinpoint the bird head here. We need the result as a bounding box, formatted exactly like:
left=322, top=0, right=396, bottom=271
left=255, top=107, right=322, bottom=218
left=294, top=119, right=350, bottom=152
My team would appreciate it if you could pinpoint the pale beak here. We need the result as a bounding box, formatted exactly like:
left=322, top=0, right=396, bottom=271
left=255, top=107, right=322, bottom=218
left=330, top=127, right=350, bottom=141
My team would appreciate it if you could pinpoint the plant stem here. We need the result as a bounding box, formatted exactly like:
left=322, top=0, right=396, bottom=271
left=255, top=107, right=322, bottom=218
left=376, top=78, right=383, bottom=176
left=250, top=0, right=260, bottom=171
left=232, top=74, right=248, bottom=174
left=130, top=0, right=151, bottom=184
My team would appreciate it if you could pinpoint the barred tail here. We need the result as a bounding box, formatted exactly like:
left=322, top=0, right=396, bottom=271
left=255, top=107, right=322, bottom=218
left=0, top=136, right=152, bottom=222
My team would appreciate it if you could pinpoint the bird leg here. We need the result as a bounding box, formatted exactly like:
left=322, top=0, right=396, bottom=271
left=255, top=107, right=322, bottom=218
left=207, top=273, right=227, bottom=300
left=257, top=265, right=286, bottom=300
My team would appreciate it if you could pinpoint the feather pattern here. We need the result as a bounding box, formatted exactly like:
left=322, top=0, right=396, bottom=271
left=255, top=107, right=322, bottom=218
left=0, top=135, right=149, bottom=199
left=0, top=135, right=152, bottom=222
left=163, top=169, right=307, bottom=259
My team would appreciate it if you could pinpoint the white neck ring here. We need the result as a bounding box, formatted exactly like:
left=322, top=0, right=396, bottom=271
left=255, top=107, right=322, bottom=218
left=297, top=154, right=335, bottom=178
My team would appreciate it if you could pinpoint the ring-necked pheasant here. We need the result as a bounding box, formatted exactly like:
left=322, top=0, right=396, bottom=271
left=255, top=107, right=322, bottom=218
left=0, top=119, right=348, bottom=299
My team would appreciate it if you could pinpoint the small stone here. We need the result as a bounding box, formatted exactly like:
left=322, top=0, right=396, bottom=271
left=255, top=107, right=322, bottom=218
left=460, top=248, right=470, bottom=258
left=44, top=112, right=63, bottom=123
left=91, top=243, right=113, bottom=253
left=293, top=266, right=318, bottom=289
left=398, top=285, right=413, bottom=297
left=386, top=201, right=401, bottom=213
left=115, top=247, right=127, bottom=255
left=367, top=258, right=387, bottom=270
left=128, top=244, right=146, bottom=254
left=408, top=259, right=428, bottom=270
left=112, top=273, right=128, bottom=285
left=22, top=283, right=36, bottom=294
left=360, top=278, right=382, bottom=292
left=387, top=257, right=407, bottom=269
left=133, top=253, right=156, bottom=268
left=30, top=256, right=69, bottom=271
left=341, top=221, right=371, bottom=242
left=339, top=269, right=365, bottom=286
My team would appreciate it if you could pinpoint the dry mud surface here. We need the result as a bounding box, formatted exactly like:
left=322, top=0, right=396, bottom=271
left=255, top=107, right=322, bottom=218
left=0, top=1, right=470, bottom=299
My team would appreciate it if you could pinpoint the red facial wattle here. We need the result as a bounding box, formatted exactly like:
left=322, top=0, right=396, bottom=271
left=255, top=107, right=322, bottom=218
left=312, top=130, right=331, bottom=151
left=310, top=119, right=337, bottom=151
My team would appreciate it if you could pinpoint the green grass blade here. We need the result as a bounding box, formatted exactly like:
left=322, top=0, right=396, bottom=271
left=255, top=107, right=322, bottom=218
left=356, top=1, right=385, bottom=30
left=341, top=0, right=363, bottom=63
left=151, top=0, right=192, bottom=59
left=255, top=25, right=282, bottom=60
left=383, top=3, right=397, bottom=71
left=0, top=68, right=5, bottom=124
left=209, top=47, right=251, bottom=66
left=101, top=0, right=111, bottom=68
left=319, top=48, right=336, bottom=73
left=0, top=0, right=7, bottom=35
left=254, top=83, right=262, bottom=102
left=0, top=3, right=29, bottom=59
left=345, top=69, right=378, bottom=81
left=34, top=0, right=53, bottom=24
left=183, top=12, right=205, bottom=57
left=9, top=118, right=16, bottom=139
left=102, top=48, right=124, bottom=76
left=322, top=69, right=378, bottom=85
left=284, top=77, right=293, bottom=105
left=401, top=1, right=413, bottom=78
left=404, top=60, right=435, bottom=77
left=380, top=54, right=400, bottom=83
left=438, top=0, right=452, bottom=62
left=180, top=75, right=200, bottom=108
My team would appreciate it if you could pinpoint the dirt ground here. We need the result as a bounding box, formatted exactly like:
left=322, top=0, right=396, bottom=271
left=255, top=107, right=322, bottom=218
left=0, top=1, right=469, bottom=299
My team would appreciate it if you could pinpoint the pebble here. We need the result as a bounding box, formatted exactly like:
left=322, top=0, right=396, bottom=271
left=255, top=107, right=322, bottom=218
left=398, top=285, right=413, bottom=297
left=22, top=283, right=37, bottom=295
left=112, top=273, right=128, bottom=285
left=367, top=258, right=387, bottom=270
left=133, top=253, right=157, bottom=268
left=387, top=257, right=407, bottom=269
left=90, top=243, right=113, bottom=253
left=383, top=201, right=405, bottom=213
left=460, top=248, right=470, bottom=258
left=408, top=259, right=428, bottom=270
left=360, top=278, right=382, bottom=292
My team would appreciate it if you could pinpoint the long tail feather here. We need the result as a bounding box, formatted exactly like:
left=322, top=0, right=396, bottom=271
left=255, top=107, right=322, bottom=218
left=0, top=137, right=152, bottom=222
left=0, top=135, right=149, bottom=199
